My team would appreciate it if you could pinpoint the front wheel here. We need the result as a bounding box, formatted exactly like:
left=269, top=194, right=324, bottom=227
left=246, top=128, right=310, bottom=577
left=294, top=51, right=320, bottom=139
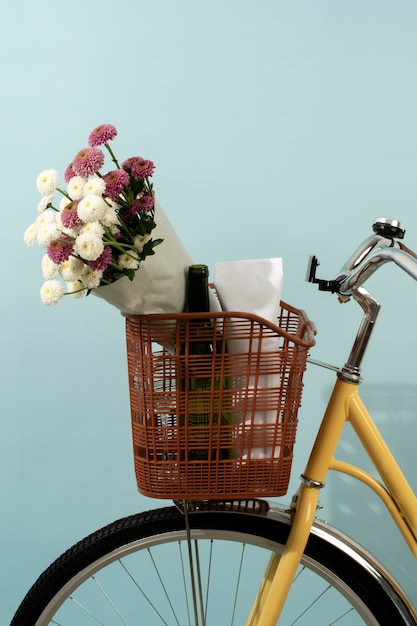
left=11, top=502, right=416, bottom=625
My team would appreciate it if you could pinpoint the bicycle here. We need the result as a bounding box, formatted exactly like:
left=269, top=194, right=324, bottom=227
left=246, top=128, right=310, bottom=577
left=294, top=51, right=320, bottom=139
left=10, top=216, right=417, bottom=625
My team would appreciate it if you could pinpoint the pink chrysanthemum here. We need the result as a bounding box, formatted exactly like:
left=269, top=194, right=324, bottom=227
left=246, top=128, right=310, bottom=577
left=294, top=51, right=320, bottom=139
left=72, top=147, right=105, bottom=178
left=47, top=235, right=74, bottom=264
left=61, top=200, right=84, bottom=229
left=130, top=193, right=154, bottom=214
left=103, top=169, right=129, bottom=201
left=88, top=124, right=118, bottom=147
left=122, top=156, right=155, bottom=179
left=121, top=156, right=137, bottom=170
left=64, top=162, right=76, bottom=183
left=88, top=246, right=112, bottom=271
left=132, top=158, right=154, bottom=179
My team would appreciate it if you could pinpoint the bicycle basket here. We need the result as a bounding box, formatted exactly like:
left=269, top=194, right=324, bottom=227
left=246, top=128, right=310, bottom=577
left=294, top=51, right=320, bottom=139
left=124, top=301, right=315, bottom=500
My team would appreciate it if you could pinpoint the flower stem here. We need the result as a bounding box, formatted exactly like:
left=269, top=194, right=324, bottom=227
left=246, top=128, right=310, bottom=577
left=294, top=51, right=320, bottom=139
left=64, top=286, right=87, bottom=296
left=103, top=238, right=140, bottom=259
left=57, top=187, right=72, bottom=201
left=105, top=143, right=120, bottom=169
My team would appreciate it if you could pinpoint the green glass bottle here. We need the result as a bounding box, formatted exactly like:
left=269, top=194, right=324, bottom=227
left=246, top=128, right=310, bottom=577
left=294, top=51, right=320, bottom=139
left=181, top=265, right=229, bottom=461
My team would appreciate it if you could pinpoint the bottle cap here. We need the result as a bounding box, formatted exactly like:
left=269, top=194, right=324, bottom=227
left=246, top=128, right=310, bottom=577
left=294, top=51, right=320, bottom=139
left=189, top=264, right=209, bottom=275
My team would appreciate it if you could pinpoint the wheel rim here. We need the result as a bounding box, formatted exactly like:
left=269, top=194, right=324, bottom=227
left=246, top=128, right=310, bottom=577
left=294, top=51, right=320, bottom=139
left=36, top=528, right=382, bottom=625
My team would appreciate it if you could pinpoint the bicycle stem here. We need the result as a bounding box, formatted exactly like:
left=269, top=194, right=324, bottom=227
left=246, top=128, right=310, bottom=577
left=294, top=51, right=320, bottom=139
left=339, top=287, right=381, bottom=384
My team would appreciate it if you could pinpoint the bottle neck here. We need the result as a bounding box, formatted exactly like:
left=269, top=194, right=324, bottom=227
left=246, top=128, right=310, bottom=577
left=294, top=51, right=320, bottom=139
left=188, top=265, right=209, bottom=313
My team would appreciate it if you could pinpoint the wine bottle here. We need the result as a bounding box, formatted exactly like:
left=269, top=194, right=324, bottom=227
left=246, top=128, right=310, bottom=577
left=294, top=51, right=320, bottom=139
left=181, top=265, right=229, bottom=461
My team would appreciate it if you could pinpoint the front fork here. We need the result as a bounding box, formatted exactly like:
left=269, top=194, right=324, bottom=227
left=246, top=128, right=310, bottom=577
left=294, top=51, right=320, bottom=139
left=246, top=377, right=357, bottom=625
left=245, top=483, right=321, bottom=626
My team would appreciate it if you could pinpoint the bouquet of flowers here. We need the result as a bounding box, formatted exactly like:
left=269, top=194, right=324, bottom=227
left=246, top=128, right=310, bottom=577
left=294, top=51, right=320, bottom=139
left=24, top=124, right=191, bottom=313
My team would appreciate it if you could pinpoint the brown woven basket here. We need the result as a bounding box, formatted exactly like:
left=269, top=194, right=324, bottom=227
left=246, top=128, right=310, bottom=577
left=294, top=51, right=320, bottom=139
left=124, top=301, right=315, bottom=500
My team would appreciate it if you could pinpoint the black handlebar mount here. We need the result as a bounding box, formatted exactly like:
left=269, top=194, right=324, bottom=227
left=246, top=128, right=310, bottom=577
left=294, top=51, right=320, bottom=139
left=307, top=218, right=407, bottom=294
left=307, top=255, right=341, bottom=293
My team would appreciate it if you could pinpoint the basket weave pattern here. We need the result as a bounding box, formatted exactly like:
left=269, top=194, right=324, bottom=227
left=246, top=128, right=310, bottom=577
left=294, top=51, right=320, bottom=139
left=124, top=302, right=315, bottom=500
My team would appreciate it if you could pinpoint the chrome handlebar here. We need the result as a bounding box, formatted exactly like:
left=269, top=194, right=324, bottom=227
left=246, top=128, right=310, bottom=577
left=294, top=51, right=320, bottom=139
left=309, top=217, right=417, bottom=301
left=308, top=218, right=417, bottom=383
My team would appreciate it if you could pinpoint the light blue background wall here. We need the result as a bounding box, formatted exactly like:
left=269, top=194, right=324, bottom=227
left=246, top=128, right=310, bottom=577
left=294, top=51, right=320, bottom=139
left=2, top=0, right=417, bottom=622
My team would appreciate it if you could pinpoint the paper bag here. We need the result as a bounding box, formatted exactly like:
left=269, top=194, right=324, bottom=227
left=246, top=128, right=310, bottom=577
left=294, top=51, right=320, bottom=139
left=214, top=258, right=284, bottom=459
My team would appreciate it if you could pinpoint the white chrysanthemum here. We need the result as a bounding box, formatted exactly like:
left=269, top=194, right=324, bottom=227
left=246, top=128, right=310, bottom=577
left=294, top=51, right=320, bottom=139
left=62, top=225, right=81, bottom=238
left=67, top=176, right=86, bottom=200
left=37, top=222, right=60, bottom=247
left=81, top=266, right=103, bottom=289
left=74, top=232, right=104, bottom=261
left=79, top=221, right=105, bottom=238
left=36, top=169, right=60, bottom=196
left=118, top=251, right=140, bottom=270
left=59, top=196, right=71, bottom=211
left=77, top=195, right=107, bottom=223
left=37, top=193, right=54, bottom=214
left=59, top=256, right=84, bottom=281
left=107, top=199, right=120, bottom=210
left=54, top=211, right=64, bottom=230
left=66, top=281, right=85, bottom=298
left=101, top=202, right=119, bottom=227
left=133, top=233, right=151, bottom=252
left=83, top=176, right=106, bottom=197
left=42, top=254, right=59, bottom=279
left=24, top=223, right=38, bottom=246
left=40, top=280, right=64, bottom=305
left=35, top=209, right=56, bottom=227
left=107, top=224, right=121, bottom=236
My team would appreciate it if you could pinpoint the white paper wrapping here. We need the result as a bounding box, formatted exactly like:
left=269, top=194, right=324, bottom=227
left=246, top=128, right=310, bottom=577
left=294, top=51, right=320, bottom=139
left=214, top=258, right=283, bottom=325
left=214, top=258, right=284, bottom=459
left=92, top=201, right=192, bottom=314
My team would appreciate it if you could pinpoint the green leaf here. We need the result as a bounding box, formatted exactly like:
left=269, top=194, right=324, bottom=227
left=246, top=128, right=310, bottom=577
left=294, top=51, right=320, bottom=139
left=126, top=268, right=136, bottom=281
left=142, top=240, right=155, bottom=257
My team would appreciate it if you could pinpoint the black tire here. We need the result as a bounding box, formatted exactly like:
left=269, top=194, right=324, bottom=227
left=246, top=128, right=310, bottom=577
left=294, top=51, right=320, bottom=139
left=10, top=503, right=415, bottom=625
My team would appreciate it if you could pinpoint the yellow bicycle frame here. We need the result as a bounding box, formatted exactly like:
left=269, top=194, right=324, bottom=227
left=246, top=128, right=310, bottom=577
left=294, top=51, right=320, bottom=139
left=246, top=376, right=417, bottom=626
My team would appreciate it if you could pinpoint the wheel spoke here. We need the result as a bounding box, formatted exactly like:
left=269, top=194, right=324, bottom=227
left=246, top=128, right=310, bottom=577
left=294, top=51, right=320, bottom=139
left=328, top=608, right=356, bottom=625
left=147, top=548, right=181, bottom=625
left=288, top=583, right=333, bottom=625
left=68, top=596, right=105, bottom=624
left=231, top=543, right=246, bottom=626
left=92, top=576, right=128, bottom=624
left=178, top=541, right=193, bottom=626
left=203, top=540, right=213, bottom=622
left=118, top=558, right=169, bottom=624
